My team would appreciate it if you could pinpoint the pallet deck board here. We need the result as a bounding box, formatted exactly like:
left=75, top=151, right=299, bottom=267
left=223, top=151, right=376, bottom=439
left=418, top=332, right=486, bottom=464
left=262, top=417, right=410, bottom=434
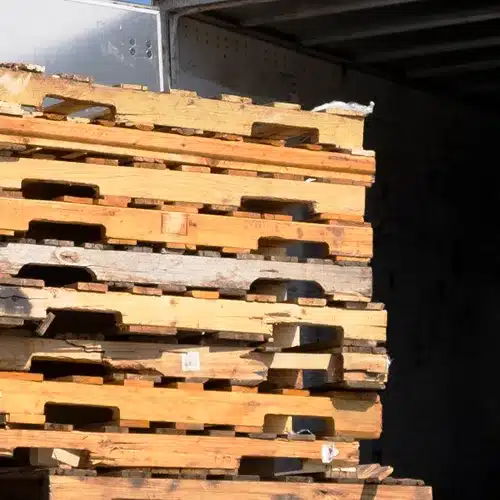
left=0, top=67, right=365, bottom=149
left=0, top=337, right=388, bottom=386
left=0, top=285, right=387, bottom=342
left=0, top=429, right=358, bottom=469
left=0, top=242, right=372, bottom=301
left=0, top=115, right=374, bottom=183
left=0, top=379, right=382, bottom=438
left=37, top=476, right=432, bottom=499
left=0, top=198, right=372, bottom=257
left=0, top=157, right=366, bottom=218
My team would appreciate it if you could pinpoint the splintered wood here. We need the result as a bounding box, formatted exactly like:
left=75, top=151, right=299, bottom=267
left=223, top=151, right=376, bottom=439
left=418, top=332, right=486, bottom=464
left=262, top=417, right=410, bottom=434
left=0, top=336, right=389, bottom=387
left=0, top=285, right=387, bottom=342
left=0, top=64, right=430, bottom=500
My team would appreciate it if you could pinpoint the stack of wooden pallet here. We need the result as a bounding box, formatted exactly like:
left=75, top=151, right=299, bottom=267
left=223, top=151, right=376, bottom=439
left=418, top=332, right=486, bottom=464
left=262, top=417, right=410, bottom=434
left=0, top=63, right=431, bottom=500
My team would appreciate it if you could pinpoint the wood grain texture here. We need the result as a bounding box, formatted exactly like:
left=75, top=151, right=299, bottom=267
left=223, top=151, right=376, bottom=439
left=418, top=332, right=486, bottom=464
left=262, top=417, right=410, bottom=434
left=0, top=336, right=388, bottom=386
left=0, top=67, right=365, bottom=148
left=0, top=378, right=381, bottom=437
left=0, top=285, right=387, bottom=342
left=0, top=242, right=372, bottom=301
left=0, top=429, right=358, bottom=469
left=0, top=157, right=366, bottom=217
left=0, top=115, right=374, bottom=183
left=46, top=477, right=432, bottom=500
left=0, top=198, right=372, bottom=257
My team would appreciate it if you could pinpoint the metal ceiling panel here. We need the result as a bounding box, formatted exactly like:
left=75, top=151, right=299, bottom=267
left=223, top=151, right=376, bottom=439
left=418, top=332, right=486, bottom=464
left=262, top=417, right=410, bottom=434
left=158, top=0, right=500, bottom=97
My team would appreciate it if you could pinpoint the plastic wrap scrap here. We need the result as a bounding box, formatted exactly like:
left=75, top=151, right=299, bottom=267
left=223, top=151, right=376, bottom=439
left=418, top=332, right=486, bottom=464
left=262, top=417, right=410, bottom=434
left=312, top=100, right=375, bottom=116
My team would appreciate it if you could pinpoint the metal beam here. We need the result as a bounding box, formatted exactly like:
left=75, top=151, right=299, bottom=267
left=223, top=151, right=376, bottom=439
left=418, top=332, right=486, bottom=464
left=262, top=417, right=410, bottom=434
left=409, top=59, right=500, bottom=79
left=156, top=0, right=276, bottom=13
left=302, top=6, right=500, bottom=46
left=241, top=0, right=421, bottom=27
left=358, top=36, right=500, bottom=63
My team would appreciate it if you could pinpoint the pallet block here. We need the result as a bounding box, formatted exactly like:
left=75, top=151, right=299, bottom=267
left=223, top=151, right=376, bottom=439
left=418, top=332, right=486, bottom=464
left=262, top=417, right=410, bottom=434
left=0, top=115, right=374, bottom=183
left=0, top=243, right=373, bottom=301
left=0, top=285, right=387, bottom=342
left=39, top=476, right=433, bottom=500
left=0, top=378, right=382, bottom=438
left=0, top=198, right=372, bottom=257
left=0, top=157, right=366, bottom=218
left=0, top=66, right=366, bottom=149
left=0, top=429, right=358, bottom=469
left=0, top=337, right=388, bottom=387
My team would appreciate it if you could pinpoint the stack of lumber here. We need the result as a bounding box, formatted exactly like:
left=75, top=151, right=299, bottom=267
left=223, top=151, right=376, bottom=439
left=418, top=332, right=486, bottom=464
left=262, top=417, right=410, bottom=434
left=0, top=63, right=431, bottom=500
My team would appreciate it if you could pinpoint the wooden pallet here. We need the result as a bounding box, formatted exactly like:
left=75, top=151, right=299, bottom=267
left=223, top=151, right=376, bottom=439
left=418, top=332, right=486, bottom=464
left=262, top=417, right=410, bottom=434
left=0, top=66, right=367, bottom=149
left=0, top=377, right=382, bottom=438
left=0, top=336, right=388, bottom=388
left=0, top=242, right=373, bottom=302
left=0, top=285, right=387, bottom=343
left=0, top=114, right=374, bottom=184
left=0, top=157, right=367, bottom=219
left=0, top=428, right=358, bottom=470
left=0, top=198, right=372, bottom=258
left=7, top=474, right=432, bottom=500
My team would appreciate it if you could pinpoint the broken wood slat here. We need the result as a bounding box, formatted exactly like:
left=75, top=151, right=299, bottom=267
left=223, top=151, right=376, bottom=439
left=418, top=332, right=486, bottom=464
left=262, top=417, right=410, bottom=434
left=0, top=115, right=374, bottom=183
left=0, top=198, right=372, bottom=258
left=35, top=312, right=56, bottom=336
left=0, top=67, right=365, bottom=148
left=0, top=285, right=387, bottom=342
left=0, top=379, right=381, bottom=438
left=0, top=429, right=358, bottom=469
left=41, top=476, right=433, bottom=499
left=0, top=337, right=388, bottom=387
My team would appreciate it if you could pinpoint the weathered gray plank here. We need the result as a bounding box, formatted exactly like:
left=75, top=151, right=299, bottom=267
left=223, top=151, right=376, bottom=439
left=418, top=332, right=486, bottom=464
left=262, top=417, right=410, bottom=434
left=0, top=243, right=372, bottom=301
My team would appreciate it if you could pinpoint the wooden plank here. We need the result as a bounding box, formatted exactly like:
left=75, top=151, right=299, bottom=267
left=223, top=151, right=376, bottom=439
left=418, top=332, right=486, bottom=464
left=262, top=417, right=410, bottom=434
left=0, top=371, right=43, bottom=382
left=53, top=375, right=103, bottom=385
left=0, top=198, right=372, bottom=258
left=0, top=429, right=358, bottom=469
left=5, top=153, right=364, bottom=220
left=0, top=286, right=387, bottom=342
left=0, top=243, right=372, bottom=301
left=0, top=153, right=351, bottom=221
left=0, top=67, right=365, bottom=148
left=0, top=115, right=373, bottom=183
left=0, top=379, right=381, bottom=437
left=44, top=476, right=432, bottom=499
left=0, top=337, right=388, bottom=386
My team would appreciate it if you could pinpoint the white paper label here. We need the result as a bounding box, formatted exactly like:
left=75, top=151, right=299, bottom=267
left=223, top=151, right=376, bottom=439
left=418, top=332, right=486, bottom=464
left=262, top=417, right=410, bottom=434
left=321, top=443, right=339, bottom=464
left=51, top=448, right=81, bottom=467
left=181, top=351, right=201, bottom=372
